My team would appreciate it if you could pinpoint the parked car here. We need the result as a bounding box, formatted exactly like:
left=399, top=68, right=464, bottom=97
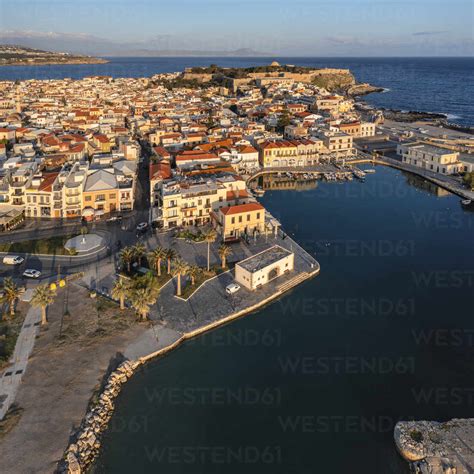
left=136, top=222, right=149, bottom=232
left=3, top=256, right=25, bottom=265
left=23, top=269, right=41, bottom=279
left=225, top=283, right=241, bottom=295
left=107, top=216, right=122, bottom=222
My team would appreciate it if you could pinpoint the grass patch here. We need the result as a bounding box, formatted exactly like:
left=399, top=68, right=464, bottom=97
left=180, top=269, right=216, bottom=300
left=0, top=235, right=77, bottom=255
left=0, top=404, right=23, bottom=438
left=0, top=312, right=24, bottom=370
left=409, top=429, right=424, bottom=443
left=175, top=229, right=205, bottom=242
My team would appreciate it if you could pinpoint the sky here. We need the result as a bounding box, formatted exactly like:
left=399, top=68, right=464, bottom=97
left=0, top=0, right=473, bottom=56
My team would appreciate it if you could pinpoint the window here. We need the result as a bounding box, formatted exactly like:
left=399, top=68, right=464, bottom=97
left=257, top=213, right=260, bottom=219
left=231, top=217, right=235, bottom=224
left=85, top=196, right=92, bottom=202
left=96, top=194, right=105, bottom=201
left=109, top=193, right=116, bottom=199
left=239, top=216, right=242, bottom=223
left=247, top=214, right=250, bottom=222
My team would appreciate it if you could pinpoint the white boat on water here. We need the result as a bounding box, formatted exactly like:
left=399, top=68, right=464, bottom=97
left=253, top=187, right=265, bottom=196
left=461, top=199, right=472, bottom=206
left=364, top=168, right=376, bottom=174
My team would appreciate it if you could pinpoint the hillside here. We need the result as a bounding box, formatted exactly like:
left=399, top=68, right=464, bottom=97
left=0, top=45, right=108, bottom=66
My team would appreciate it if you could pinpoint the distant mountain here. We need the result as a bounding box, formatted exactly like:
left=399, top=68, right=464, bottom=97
left=0, top=44, right=108, bottom=66
left=0, top=31, right=271, bottom=57
left=109, top=48, right=269, bottom=57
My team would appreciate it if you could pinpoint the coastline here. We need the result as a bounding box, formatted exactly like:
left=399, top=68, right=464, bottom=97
left=60, top=260, right=320, bottom=472
left=0, top=59, right=109, bottom=67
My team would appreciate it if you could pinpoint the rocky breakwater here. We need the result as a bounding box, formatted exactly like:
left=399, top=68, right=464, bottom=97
left=59, top=360, right=139, bottom=474
left=347, top=82, right=385, bottom=97
left=394, top=418, right=474, bottom=473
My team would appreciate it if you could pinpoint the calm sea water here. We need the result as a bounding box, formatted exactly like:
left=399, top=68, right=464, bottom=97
left=0, top=57, right=472, bottom=126
left=96, top=166, right=474, bottom=473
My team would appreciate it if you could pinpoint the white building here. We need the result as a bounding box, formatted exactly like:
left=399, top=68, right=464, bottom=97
left=235, top=245, right=294, bottom=291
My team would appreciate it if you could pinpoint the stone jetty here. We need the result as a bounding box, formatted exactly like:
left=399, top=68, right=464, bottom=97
left=394, top=419, right=474, bottom=473
left=60, top=360, right=139, bottom=473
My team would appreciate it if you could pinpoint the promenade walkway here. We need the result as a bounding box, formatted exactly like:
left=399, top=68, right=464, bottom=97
left=0, top=307, right=41, bottom=420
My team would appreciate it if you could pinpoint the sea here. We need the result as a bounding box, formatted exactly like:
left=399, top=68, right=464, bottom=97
left=0, top=56, right=473, bottom=126
left=94, top=167, right=474, bottom=473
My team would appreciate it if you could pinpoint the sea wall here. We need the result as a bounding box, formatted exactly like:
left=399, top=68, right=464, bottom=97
left=60, top=266, right=320, bottom=473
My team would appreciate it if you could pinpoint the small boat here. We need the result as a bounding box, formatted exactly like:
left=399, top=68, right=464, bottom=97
left=461, top=199, right=472, bottom=206
left=253, top=187, right=265, bottom=196
left=364, top=168, right=376, bottom=174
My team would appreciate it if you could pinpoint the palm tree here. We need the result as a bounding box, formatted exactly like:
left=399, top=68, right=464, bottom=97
left=129, top=287, right=154, bottom=321
left=165, top=248, right=177, bottom=275
left=218, top=244, right=231, bottom=269
left=172, top=259, right=189, bottom=297
left=133, top=243, right=146, bottom=267
left=148, top=246, right=166, bottom=276
left=119, top=246, right=135, bottom=273
left=2, top=277, right=24, bottom=318
left=31, top=284, right=56, bottom=326
left=111, top=278, right=129, bottom=310
left=202, top=228, right=217, bottom=271
left=188, top=265, right=201, bottom=286
left=129, top=274, right=160, bottom=321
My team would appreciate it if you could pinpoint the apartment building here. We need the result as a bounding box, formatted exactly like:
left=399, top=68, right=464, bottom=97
left=213, top=202, right=265, bottom=242
left=25, top=172, right=58, bottom=218
left=159, top=175, right=248, bottom=229
left=259, top=139, right=322, bottom=168
left=397, top=143, right=462, bottom=175
left=337, top=121, right=376, bottom=138
left=316, top=132, right=353, bottom=156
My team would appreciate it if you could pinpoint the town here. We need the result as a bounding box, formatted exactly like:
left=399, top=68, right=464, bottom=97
left=0, top=62, right=473, bottom=473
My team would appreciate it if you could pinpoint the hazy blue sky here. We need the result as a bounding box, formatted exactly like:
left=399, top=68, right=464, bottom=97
left=0, top=0, right=473, bottom=55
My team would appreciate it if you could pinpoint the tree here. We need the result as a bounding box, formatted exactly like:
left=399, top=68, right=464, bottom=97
left=111, top=278, right=130, bottom=310
left=129, top=274, right=160, bottom=321
left=148, top=247, right=166, bottom=277
left=202, top=228, right=217, bottom=271
left=119, top=246, right=135, bottom=273
left=172, top=259, right=189, bottom=297
left=31, top=284, right=56, bottom=326
left=463, top=171, right=474, bottom=190
left=188, top=265, right=201, bottom=286
left=165, top=248, right=177, bottom=275
left=133, top=243, right=146, bottom=267
left=2, top=277, right=24, bottom=318
left=276, top=109, right=291, bottom=133
left=218, top=244, right=231, bottom=269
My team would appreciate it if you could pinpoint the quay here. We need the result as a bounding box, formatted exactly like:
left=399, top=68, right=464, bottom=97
left=60, top=227, right=320, bottom=472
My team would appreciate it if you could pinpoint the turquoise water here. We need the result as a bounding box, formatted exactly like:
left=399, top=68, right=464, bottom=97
left=1, top=57, right=473, bottom=126
left=95, top=166, right=474, bottom=473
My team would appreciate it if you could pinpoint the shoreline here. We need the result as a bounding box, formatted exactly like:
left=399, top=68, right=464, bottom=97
left=60, top=263, right=320, bottom=472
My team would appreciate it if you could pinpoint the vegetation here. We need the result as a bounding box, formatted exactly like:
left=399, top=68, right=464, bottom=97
left=30, top=284, right=56, bottom=326
left=175, top=229, right=205, bottom=242
left=409, top=429, right=424, bottom=443
left=111, top=278, right=130, bottom=310
left=172, top=258, right=190, bottom=297
left=202, top=228, right=217, bottom=271
left=165, top=248, right=177, bottom=274
left=1, top=278, right=24, bottom=318
left=0, top=315, right=22, bottom=369
left=463, top=171, right=474, bottom=190
left=148, top=246, right=167, bottom=276
left=0, top=234, right=76, bottom=255
left=119, top=246, right=135, bottom=273
left=276, top=109, right=291, bottom=133
left=218, top=244, right=231, bottom=269
left=128, top=273, right=160, bottom=321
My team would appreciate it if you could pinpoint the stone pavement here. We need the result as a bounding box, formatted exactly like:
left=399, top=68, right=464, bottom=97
left=0, top=307, right=41, bottom=420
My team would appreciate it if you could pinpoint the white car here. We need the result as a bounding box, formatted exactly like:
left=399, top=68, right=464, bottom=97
left=23, top=269, right=42, bottom=279
left=225, top=283, right=241, bottom=295
left=3, top=256, right=24, bottom=265
left=136, top=222, right=149, bottom=232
